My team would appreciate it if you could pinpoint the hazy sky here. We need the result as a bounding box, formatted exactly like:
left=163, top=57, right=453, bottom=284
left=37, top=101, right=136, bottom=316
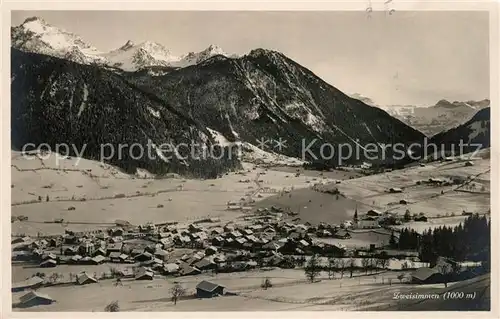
left=11, top=11, right=490, bottom=106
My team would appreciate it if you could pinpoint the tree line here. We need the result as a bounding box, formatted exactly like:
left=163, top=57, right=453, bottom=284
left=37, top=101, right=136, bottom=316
left=391, top=214, right=490, bottom=266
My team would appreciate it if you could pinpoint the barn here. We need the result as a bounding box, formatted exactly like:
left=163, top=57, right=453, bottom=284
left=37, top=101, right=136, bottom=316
left=16, top=291, right=55, bottom=308
left=196, top=280, right=225, bottom=298
left=12, top=276, right=44, bottom=292
left=76, top=272, right=98, bottom=285
left=411, top=267, right=444, bottom=284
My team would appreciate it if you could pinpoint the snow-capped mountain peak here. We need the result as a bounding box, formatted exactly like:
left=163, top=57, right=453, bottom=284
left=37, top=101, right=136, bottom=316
left=103, top=40, right=178, bottom=71
left=174, top=44, right=228, bottom=67
left=11, top=17, right=233, bottom=71
left=12, top=16, right=107, bottom=65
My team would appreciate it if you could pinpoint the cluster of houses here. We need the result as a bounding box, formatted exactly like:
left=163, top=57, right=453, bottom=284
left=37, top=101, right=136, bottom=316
left=409, top=257, right=483, bottom=285
left=353, top=208, right=429, bottom=229
left=12, top=213, right=361, bottom=275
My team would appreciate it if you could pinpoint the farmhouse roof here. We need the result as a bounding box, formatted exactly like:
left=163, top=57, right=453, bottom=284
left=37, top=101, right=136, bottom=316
left=411, top=267, right=440, bottom=281
left=19, top=291, right=54, bottom=304
left=12, top=276, right=44, bottom=290
left=367, top=209, right=382, bottom=216
left=76, top=272, right=98, bottom=284
left=109, top=252, right=121, bottom=259
left=39, top=259, right=57, bottom=267
left=196, top=280, right=225, bottom=292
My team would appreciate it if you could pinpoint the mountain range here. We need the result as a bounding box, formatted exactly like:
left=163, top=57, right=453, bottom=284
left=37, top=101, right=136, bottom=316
left=10, top=17, right=489, bottom=177
left=350, top=93, right=490, bottom=137
left=11, top=17, right=233, bottom=72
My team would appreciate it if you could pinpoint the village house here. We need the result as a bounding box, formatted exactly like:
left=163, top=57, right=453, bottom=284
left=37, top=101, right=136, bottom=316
left=76, top=272, right=98, bottom=285
left=16, top=291, right=55, bottom=308
left=135, top=267, right=154, bottom=280
left=179, top=263, right=201, bottom=276
left=196, top=281, right=225, bottom=298
left=389, top=187, right=403, bottom=193
left=69, top=255, right=83, bottom=264
left=11, top=236, right=32, bottom=245
left=107, top=243, right=123, bottom=254
left=366, top=209, right=382, bottom=217
left=135, top=251, right=153, bottom=262
left=334, top=230, right=351, bottom=239
left=411, top=267, right=444, bottom=284
left=90, top=255, right=106, bottom=265
left=357, top=217, right=380, bottom=229
left=414, top=215, right=428, bottom=222
left=108, top=227, right=124, bottom=237
left=154, top=248, right=169, bottom=261
left=109, top=252, right=122, bottom=262
left=41, top=253, right=57, bottom=261
left=162, top=263, right=180, bottom=275
left=39, top=259, right=57, bottom=268
left=12, top=276, right=44, bottom=293
left=78, top=241, right=95, bottom=256
left=210, top=228, right=224, bottom=236
left=205, top=246, right=218, bottom=255
left=194, top=258, right=216, bottom=271
left=94, top=247, right=107, bottom=257
left=211, top=236, right=225, bottom=246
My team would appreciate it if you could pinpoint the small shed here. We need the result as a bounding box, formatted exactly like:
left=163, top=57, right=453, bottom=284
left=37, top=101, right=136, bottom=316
left=12, top=276, right=44, bottom=292
left=163, top=263, right=180, bottom=275
left=135, top=267, right=154, bottom=280
left=90, top=255, right=106, bottom=265
left=179, top=264, right=201, bottom=276
left=411, top=267, right=444, bottom=284
left=39, top=259, right=57, bottom=268
left=76, top=272, right=98, bottom=285
left=366, top=209, right=382, bottom=217
left=196, top=280, right=225, bottom=298
left=17, top=291, right=55, bottom=308
left=414, top=215, right=428, bottom=222
left=335, top=230, right=351, bottom=239
left=389, top=187, right=403, bottom=193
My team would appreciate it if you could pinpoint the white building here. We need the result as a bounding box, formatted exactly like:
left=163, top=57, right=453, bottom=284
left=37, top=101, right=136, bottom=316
left=356, top=217, right=380, bottom=229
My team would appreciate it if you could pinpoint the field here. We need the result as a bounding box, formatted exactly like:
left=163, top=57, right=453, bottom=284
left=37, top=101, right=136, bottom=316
left=11, top=152, right=344, bottom=236
left=9, top=268, right=424, bottom=312
left=12, top=266, right=488, bottom=311
left=253, top=150, right=490, bottom=227
left=11, top=148, right=490, bottom=236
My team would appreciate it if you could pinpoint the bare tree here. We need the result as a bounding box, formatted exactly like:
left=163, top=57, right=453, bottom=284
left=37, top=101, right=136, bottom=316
left=397, top=273, right=406, bottom=284
left=261, top=277, right=272, bottom=290
left=104, top=301, right=120, bottom=312
left=327, top=257, right=338, bottom=279
left=170, top=282, right=186, bottom=305
left=369, top=257, right=378, bottom=274
left=338, top=258, right=347, bottom=278
left=361, top=258, right=370, bottom=274
left=438, top=263, right=453, bottom=288
left=349, top=257, right=356, bottom=278
left=304, top=254, right=321, bottom=283
left=378, top=258, right=390, bottom=270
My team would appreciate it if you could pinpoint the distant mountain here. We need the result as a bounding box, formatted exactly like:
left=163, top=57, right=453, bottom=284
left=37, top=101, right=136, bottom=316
left=349, top=93, right=377, bottom=107
left=11, top=48, right=240, bottom=178
left=430, top=107, right=490, bottom=153
left=11, top=17, right=230, bottom=72
left=126, top=48, right=425, bottom=165
left=11, top=17, right=108, bottom=65
left=11, top=47, right=425, bottom=174
left=433, top=99, right=490, bottom=110
left=351, top=92, right=490, bottom=137
left=103, top=41, right=229, bottom=71
left=103, top=40, right=178, bottom=71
